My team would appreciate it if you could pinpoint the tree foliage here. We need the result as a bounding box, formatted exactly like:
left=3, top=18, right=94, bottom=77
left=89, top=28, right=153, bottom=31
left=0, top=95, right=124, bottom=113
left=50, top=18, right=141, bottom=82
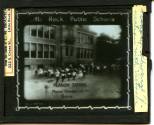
left=95, top=33, right=121, bottom=64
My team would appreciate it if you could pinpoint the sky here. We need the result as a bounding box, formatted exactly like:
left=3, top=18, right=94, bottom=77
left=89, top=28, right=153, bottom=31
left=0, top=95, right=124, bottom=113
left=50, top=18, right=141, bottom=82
left=89, top=25, right=122, bottom=40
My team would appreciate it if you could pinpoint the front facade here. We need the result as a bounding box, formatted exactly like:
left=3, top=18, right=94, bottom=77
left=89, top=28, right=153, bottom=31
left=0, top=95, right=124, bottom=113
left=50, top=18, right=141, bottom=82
left=24, top=25, right=96, bottom=68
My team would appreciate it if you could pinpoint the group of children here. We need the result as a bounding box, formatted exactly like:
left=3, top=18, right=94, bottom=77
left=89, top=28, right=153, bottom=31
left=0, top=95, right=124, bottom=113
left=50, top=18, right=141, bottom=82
left=35, top=62, right=120, bottom=85
left=54, top=66, right=86, bottom=85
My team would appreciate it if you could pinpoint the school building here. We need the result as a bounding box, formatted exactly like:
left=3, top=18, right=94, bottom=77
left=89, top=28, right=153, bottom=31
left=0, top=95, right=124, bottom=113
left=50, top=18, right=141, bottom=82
left=24, top=25, right=96, bottom=68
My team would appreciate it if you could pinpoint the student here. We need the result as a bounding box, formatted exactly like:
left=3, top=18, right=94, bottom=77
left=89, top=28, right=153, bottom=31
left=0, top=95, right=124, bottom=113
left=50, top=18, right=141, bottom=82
left=96, top=65, right=101, bottom=74
left=90, top=62, right=95, bottom=73
left=78, top=69, right=83, bottom=78
left=55, top=69, right=60, bottom=85
left=48, top=68, right=54, bottom=78
left=67, top=70, right=71, bottom=81
left=34, top=68, right=38, bottom=76
left=38, top=68, right=44, bottom=76
left=61, top=69, right=66, bottom=82
left=83, top=69, right=86, bottom=77
left=72, top=70, right=77, bottom=80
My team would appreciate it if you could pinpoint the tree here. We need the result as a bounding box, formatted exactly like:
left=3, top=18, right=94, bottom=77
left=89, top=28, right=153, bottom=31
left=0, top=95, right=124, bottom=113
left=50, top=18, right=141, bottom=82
left=95, top=33, right=121, bottom=64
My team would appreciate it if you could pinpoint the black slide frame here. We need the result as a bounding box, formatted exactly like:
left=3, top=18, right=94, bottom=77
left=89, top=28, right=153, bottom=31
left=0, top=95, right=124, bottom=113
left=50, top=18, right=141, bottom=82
left=0, top=0, right=152, bottom=123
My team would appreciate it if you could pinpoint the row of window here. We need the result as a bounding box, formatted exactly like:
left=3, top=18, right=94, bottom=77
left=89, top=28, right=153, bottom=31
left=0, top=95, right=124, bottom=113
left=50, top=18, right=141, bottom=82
left=24, top=43, right=94, bottom=59
left=76, top=48, right=93, bottom=59
left=64, top=46, right=93, bottom=59
left=24, top=43, right=55, bottom=58
left=77, top=32, right=94, bottom=44
left=65, top=46, right=74, bottom=57
left=27, top=25, right=94, bottom=44
left=30, top=25, right=56, bottom=39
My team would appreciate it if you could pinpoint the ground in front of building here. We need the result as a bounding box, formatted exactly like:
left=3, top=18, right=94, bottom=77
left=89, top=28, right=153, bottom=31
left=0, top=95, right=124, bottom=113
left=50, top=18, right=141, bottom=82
left=24, top=69, right=121, bottom=100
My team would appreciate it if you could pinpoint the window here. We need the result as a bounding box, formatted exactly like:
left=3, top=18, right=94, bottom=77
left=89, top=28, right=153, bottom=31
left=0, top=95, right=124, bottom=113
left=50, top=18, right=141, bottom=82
left=88, top=50, right=90, bottom=58
left=91, top=50, right=93, bottom=58
left=79, top=48, right=81, bottom=58
left=81, top=34, right=83, bottom=43
left=80, top=49, right=83, bottom=58
left=44, top=26, right=49, bottom=39
left=38, top=44, right=43, bottom=58
left=69, top=28, right=73, bottom=36
left=30, top=43, right=36, bottom=58
left=50, top=45, right=55, bottom=58
left=76, top=48, right=80, bottom=58
left=38, top=26, right=43, bottom=38
left=31, top=26, right=37, bottom=37
left=65, top=46, right=73, bottom=57
left=44, top=45, right=49, bottom=58
left=77, top=32, right=80, bottom=43
left=50, top=26, right=56, bottom=39
left=70, top=47, right=73, bottom=56
left=89, top=36, right=93, bottom=44
left=24, top=43, right=29, bottom=58
left=83, top=34, right=86, bottom=43
left=86, top=50, right=89, bottom=59
left=84, top=49, right=87, bottom=58
left=79, top=34, right=81, bottom=43
left=65, top=46, right=69, bottom=56
left=85, top=36, right=87, bottom=43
